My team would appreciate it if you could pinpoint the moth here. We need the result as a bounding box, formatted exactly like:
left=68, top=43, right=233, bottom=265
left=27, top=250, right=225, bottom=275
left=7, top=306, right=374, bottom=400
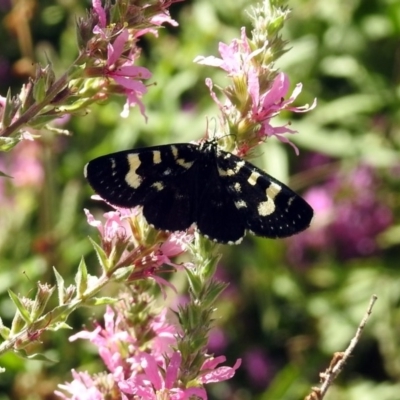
left=84, top=141, right=313, bottom=244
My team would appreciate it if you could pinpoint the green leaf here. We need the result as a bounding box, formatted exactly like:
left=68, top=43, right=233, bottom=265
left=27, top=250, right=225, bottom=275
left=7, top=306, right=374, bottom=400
left=8, top=290, right=31, bottom=325
left=15, top=349, right=57, bottom=363
left=1, top=89, right=21, bottom=128
left=49, top=304, right=75, bottom=322
left=48, top=322, right=73, bottom=331
left=32, top=68, right=47, bottom=103
left=75, top=257, right=88, bottom=297
left=88, top=236, right=109, bottom=272
left=0, top=317, right=10, bottom=340
left=53, top=267, right=65, bottom=305
left=185, top=267, right=203, bottom=298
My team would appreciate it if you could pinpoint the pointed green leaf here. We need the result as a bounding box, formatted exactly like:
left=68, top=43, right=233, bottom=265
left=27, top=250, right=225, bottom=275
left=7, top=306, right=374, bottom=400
left=33, top=67, right=47, bottom=103
left=75, top=257, right=88, bottom=297
left=15, top=349, right=57, bottom=363
left=185, top=267, right=202, bottom=298
left=0, top=317, right=10, bottom=340
left=53, top=267, right=65, bottom=305
left=8, top=290, right=31, bottom=324
left=1, top=89, right=21, bottom=128
left=49, top=304, right=75, bottom=322
left=48, top=321, right=73, bottom=331
left=88, top=236, right=109, bottom=272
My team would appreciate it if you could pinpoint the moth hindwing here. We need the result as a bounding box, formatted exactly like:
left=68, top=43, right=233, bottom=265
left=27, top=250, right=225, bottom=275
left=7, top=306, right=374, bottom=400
left=84, top=141, right=313, bottom=244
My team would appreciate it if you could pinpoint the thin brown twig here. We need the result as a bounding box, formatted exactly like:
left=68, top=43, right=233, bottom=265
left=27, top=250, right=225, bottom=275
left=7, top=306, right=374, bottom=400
left=304, top=294, right=378, bottom=400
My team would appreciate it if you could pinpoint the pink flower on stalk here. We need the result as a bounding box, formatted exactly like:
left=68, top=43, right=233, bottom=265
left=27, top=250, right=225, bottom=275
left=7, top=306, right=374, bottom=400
left=249, top=72, right=316, bottom=155
left=147, top=309, right=181, bottom=361
left=69, top=305, right=179, bottom=370
left=195, top=27, right=316, bottom=155
left=56, top=368, right=132, bottom=399
left=103, top=29, right=152, bottom=119
left=55, top=370, right=108, bottom=400
left=92, top=0, right=107, bottom=32
left=129, top=233, right=192, bottom=298
left=195, top=27, right=255, bottom=74
left=123, top=351, right=207, bottom=399
left=149, top=0, right=184, bottom=27
left=198, top=355, right=242, bottom=384
left=69, top=306, right=135, bottom=374
left=84, top=208, right=130, bottom=245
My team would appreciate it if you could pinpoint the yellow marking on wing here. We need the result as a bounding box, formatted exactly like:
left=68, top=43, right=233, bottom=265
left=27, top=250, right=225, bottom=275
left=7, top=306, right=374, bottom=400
left=125, top=154, right=142, bottom=189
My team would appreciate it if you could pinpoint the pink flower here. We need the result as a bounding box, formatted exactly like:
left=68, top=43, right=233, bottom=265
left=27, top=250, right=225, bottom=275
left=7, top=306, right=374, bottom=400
left=104, top=29, right=152, bottom=119
left=55, top=370, right=112, bottom=400
left=148, top=309, right=180, bottom=360
left=92, top=0, right=107, bottom=31
left=1, top=140, right=43, bottom=188
left=84, top=208, right=130, bottom=246
left=199, top=355, right=242, bottom=384
left=195, top=27, right=316, bottom=155
left=124, top=352, right=207, bottom=399
left=250, top=72, right=316, bottom=154
left=69, top=307, right=135, bottom=373
left=195, top=27, right=255, bottom=75
left=126, top=231, right=192, bottom=295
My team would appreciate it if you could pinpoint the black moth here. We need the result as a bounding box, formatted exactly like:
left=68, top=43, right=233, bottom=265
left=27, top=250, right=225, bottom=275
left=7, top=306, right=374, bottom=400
left=84, top=141, right=313, bottom=244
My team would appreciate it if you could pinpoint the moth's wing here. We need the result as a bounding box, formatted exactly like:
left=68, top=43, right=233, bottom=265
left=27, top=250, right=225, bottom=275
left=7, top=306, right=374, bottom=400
left=195, top=155, right=246, bottom=244
left=217, top=151, right=313, bottom=238
left=141, top=158, right=200, bottom=231
left=84, top=144, right=198, bottom=206
left=84, top=144, right=200, bottom=231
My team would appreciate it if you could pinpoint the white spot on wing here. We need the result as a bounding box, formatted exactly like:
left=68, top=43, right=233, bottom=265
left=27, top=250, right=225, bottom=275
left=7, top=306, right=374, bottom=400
left=218, top=161, right=245, bottom=177
left=235, top=200, right=247, bottom=209
left=248, top=171, right=261, bottom=186
left=153, top=150, right=162, bottom=164
left=256, top=182, right=282, bottom=217
left=258, top=200, right=275, bottom=216
left=176, top=158, right=194, bottom=169
left=125, top=154, right=142, bottom=189
left=171, top=145, right=179, bottom=159
left=266, top=182, right=282, bottom=200
left=171, top=146, right=194, bottom=169
left=152, top=181, right=164, bottom=191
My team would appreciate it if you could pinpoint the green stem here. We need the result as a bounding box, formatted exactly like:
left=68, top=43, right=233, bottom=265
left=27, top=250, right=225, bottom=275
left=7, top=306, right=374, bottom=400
left=1, top=54, right=86, bottom=138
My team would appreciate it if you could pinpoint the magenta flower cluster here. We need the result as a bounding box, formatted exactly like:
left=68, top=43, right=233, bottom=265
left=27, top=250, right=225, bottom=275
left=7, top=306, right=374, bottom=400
left=56, top=306, right=240, bottom=399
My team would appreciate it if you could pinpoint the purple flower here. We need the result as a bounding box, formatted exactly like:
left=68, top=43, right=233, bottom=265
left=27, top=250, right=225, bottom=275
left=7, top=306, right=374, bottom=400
left=207, top=327, right=229, bottom=354
left=92, top=0, right=107, bottom=32
left=69, top=307, right=135, bottom=374
left=249, top=72, right=315, bottom=155
left=85, top=208, right=130, bottom=245
left=243, top=348, right=274, bottom=389
left=288, top=162, right=393, bottom=263
left=198, top=355, right=242, bottom=384
left=195, top=27, right=316, bottom=156
left=103, top=29, right=152, bottom=119
left=55, top=370, right=109, bottom=400
left=124, top=351, right=207, bottom=399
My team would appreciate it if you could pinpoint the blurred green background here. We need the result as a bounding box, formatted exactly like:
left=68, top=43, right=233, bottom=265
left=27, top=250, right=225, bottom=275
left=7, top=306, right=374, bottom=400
left=1, top=0, right=400, bottom=399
